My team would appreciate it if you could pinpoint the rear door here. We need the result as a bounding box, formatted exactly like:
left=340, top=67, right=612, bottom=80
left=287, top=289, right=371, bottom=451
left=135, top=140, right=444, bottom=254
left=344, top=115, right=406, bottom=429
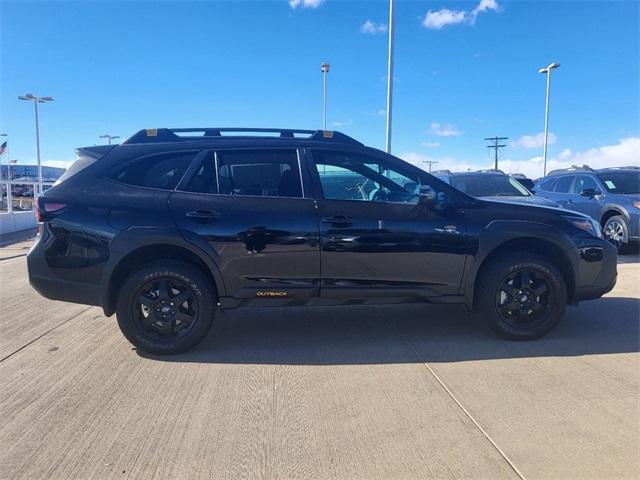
left=169, top=148, right=320, bottom=301
left=308, top=149, right=468, bottom=299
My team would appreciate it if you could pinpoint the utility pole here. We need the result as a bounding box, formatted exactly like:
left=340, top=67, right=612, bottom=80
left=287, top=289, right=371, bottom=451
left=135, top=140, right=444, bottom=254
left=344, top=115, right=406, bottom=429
left=385, top=0, right=395, bottom=153
left=422, top=159, right=439, bottom=173
left=484, top=136, right=508, bottom=170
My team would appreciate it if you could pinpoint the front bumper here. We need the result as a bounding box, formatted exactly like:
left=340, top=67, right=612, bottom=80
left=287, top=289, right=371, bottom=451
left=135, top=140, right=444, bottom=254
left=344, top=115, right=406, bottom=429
left=571, top=239, right=618, bottom=302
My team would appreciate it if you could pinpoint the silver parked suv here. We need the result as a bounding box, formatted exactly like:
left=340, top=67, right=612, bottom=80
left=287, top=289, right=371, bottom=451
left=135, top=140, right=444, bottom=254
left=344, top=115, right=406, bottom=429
left=533, top=166, right=640, bottom=252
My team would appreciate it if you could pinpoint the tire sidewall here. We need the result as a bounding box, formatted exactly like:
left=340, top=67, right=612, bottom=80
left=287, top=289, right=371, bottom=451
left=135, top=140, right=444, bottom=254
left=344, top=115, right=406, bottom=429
left=604, top=215, right=629, bottom=252
left=478, top=255, right=567, bottom=340
left=116, top=261, right=215, bottom=354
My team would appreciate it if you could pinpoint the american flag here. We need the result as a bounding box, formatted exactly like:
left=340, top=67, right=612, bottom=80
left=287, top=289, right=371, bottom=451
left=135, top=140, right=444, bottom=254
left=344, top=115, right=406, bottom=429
left=0, top=141, right=6, bottom=155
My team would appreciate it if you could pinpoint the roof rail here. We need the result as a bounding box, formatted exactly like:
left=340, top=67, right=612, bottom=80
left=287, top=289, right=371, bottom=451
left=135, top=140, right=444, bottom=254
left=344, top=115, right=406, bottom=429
left=547, top=164, right=594, bottom=176
left=476, top=168, right=505, bottom=174
left=431, top=169, right=452, bottom=174
left=123, top=128, right=363, bottom=146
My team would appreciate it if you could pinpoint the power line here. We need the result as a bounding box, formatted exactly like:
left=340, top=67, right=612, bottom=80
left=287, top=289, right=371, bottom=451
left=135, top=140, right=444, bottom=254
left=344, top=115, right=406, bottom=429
left=422, top=159, right=439, bottom=173
left=484, top=136, right=508, bottom=170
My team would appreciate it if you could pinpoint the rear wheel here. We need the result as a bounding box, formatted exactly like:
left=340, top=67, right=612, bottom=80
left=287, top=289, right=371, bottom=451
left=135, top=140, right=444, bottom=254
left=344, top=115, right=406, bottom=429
left=116, top=260, right=216, bottom=354
left=477, top=253, right=567, bottom=340
left=603, top=215, right=628, bottom=253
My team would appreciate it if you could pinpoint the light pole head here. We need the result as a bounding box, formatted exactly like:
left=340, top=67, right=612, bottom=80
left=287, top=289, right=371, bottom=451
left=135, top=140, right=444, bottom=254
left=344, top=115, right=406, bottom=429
left=321, top=62, right=330, bottom=73
left=40, top=96, right=54, bottom=102
left=539, top=62, right=560, bottom=74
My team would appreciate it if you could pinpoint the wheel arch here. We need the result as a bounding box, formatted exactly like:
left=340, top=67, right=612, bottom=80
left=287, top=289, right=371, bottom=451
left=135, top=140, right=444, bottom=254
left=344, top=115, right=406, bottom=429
left=102, top=228, right=226, bottom=316
left=463, top=221, right=577, bottom=309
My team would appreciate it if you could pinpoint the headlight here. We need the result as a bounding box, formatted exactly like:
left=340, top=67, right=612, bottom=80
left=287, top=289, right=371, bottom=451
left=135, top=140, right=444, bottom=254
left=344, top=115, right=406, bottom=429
left=633, top=201, right=640, bottom=210
left=564, top=215, right=602, bottom=238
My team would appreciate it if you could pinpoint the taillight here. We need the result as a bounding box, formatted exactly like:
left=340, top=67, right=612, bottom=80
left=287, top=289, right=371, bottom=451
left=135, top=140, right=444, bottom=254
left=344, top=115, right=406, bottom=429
left=37, top=197, right=69, bottom=222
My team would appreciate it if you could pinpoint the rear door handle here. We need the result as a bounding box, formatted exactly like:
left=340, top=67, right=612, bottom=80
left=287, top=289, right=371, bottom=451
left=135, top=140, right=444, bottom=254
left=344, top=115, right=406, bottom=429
left=321, top=215, right=354, bottom=226
left=186, top=209, right=221, bottom=221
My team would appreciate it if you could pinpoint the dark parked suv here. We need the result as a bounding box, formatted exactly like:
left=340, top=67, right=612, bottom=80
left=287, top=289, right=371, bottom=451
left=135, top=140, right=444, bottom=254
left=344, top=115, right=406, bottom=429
left=533, top=166, right=640, bottom=252
left=28, top=128, right=617, bottom=354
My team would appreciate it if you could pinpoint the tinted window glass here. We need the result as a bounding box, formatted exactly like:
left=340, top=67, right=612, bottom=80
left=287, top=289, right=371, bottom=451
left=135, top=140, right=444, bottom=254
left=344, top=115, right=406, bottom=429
left=572, top=175, right=598, bottom=194
left=450, top=174, right=530, bottom=197
left=596, top=172, right=640, bottom=194
left=217, top=150, right=302, bottom=198
left=553, top=176, right=574, bottom=193
left=110, top=152, right=195, bottom=190
left=184, top=155, right=217, bottom=194
left=537, top=177, right=557, bottom=191
left=313, top=151, right=422, bottom=204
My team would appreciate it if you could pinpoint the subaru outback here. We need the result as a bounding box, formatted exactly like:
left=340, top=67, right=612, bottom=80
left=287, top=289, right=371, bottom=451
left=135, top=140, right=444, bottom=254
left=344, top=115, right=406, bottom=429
left=28, top=128, right=617, bottom=354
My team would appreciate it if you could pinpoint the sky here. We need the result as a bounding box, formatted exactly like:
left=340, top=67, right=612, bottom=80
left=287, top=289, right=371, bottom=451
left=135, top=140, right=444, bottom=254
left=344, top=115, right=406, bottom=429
left=1, top=0, right=638, bottom=178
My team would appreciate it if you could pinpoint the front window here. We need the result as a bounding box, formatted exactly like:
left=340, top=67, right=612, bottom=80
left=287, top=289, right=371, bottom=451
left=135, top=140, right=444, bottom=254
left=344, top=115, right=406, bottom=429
left=597, top=172, right=640, bottom=194
left=312, top=151, right=421, bottom=204
left=450, top=174, right=531, bottom=197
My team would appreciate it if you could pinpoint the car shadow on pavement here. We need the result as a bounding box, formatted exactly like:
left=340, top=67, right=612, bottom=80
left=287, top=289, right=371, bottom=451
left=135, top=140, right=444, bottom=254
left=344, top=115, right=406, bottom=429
left=139, top=296, right=640, bottom=365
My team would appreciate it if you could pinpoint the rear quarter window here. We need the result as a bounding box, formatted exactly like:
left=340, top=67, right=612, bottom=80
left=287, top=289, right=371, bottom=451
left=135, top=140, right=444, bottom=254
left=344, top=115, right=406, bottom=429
left=109, top=151, right=197, bottom=190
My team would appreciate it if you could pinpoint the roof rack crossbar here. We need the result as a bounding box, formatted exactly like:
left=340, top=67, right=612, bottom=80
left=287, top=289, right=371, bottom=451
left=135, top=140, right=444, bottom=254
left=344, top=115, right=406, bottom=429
left=123, top=128, right=363, bottom=145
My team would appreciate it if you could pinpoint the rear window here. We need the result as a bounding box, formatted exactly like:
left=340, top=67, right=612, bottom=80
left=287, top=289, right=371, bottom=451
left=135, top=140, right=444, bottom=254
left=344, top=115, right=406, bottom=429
left=109, top=152, right=196, bottom=190
left=553, top=176, right=574, bottom=193
left=216, top=150, right=302, bottom=198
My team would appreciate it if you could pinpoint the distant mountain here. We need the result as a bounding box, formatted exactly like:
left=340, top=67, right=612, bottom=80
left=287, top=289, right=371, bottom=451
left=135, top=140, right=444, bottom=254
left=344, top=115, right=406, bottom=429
left=1, top=165, right=66, bottom=181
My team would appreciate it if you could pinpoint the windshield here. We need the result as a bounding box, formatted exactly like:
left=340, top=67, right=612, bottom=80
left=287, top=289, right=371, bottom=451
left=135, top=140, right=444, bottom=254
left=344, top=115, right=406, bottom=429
left=450, top=174, right=531, bottom=197
left=597, top=172, right=640, bottom=194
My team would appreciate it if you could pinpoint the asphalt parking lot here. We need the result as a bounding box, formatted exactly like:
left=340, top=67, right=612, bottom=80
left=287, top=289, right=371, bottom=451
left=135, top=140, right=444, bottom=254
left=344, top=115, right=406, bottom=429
left=0, top=240, right=638, bottom=480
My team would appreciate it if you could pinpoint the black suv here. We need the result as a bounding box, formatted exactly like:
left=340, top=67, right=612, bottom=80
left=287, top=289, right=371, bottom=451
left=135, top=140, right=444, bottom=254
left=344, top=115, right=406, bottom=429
left=28, top=128, right=617, bottom=354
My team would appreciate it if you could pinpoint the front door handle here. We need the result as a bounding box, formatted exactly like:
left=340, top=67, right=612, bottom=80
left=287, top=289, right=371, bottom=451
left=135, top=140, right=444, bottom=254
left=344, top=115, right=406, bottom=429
left=186, top=209, right=221, bottom=221
left=321, top=215, right=354, bottom=226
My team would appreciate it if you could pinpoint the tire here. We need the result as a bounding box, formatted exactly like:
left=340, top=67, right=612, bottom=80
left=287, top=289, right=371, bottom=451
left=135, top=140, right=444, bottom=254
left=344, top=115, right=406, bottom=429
left=476, top=252, right=567, bottom=340
left=116, top=260, right=216, bottom=354
left=603, top=215, right=629, bottom=253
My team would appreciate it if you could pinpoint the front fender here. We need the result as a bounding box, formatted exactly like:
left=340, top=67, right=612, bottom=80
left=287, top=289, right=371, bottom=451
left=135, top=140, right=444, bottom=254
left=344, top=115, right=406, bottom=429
left=462, top=220, right=577, bottom=308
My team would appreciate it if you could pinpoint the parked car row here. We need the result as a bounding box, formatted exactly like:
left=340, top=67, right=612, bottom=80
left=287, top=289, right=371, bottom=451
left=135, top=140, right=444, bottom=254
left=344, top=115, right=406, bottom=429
left=532, top=166, right=639, bottom=252
left=432, top=166, right=639, bottom=253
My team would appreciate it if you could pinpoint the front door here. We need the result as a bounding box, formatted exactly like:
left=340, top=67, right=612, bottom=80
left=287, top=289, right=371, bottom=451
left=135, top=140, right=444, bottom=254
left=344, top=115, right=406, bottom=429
left=169, top=148, right=320, bottom=302
left=308, top=149, right=467, bottom=299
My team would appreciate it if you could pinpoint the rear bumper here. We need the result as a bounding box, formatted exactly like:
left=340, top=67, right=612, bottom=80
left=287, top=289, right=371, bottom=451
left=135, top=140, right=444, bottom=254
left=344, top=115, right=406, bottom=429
left=27, top=231, right=102, bottom=307
left=572, top=240, right=618, bottom=301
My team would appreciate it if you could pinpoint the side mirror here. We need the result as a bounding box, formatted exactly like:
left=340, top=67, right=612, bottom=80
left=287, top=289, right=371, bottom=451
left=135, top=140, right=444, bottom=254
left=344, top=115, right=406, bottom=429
left=418, top=185, right=437, bottom=205
left=580, top=188, right=599, bottom=197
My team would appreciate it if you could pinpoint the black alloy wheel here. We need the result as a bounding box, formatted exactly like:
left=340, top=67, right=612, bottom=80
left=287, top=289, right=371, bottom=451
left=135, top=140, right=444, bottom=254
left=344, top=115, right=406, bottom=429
left=495, top=269, right=554, bottom=329
left=133, top=278, right=199, bottom=341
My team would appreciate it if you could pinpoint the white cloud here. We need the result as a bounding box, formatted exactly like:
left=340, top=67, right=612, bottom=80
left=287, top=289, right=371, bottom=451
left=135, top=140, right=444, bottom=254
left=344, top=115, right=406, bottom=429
left=511, top=132, right=557, bottom=149
left=376, top=109, right=386, bottom=116
left=332, top=119, right=354, bottom=128
left=423, top=9, right=466, bottom=29
left=428, top=122, right=462, bottom=137
left=403, top=137, right=640, bottom=180
left=471, top=0, right=499, bottom=16
left=360, top=20, right=388, bottom=34
left=289, top=0, right=324, bottom=9
left=420, top=142, right=441, bottom=148
left=423, top=0, right=500, bottom=30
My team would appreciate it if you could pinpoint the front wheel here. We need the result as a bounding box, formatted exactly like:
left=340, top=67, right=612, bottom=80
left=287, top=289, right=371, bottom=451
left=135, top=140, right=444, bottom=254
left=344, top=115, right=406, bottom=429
left=603, top=215, right=629, bottom=253
left=476, top=253, right=567, bottom=340
left=116, top=260, right=216, bottom=354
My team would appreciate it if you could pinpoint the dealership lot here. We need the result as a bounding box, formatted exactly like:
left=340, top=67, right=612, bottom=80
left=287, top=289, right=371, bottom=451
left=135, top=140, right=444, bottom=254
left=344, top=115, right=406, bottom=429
left=0, top=244, right=638, bottom=479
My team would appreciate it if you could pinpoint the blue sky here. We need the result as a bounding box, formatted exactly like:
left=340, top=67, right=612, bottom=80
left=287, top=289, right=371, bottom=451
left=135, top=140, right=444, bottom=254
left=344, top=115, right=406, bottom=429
left=1, top=0, right=638, bottom=177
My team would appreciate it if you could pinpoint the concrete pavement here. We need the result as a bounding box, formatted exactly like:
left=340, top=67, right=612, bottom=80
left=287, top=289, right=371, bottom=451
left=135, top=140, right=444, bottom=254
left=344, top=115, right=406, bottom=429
left=0, top=248, right=638, bottom=479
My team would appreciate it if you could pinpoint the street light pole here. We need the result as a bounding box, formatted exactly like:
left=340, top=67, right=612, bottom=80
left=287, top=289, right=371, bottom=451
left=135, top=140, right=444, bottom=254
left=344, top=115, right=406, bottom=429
left=385, top=0, right=395, bottom=153
left=99, top=134, right=120, bottom=145
left=18, top=93, right=54, bottom=195
left=321, top=62, right=330, bottom=130
left=538, top=62, right=560, bottom=176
